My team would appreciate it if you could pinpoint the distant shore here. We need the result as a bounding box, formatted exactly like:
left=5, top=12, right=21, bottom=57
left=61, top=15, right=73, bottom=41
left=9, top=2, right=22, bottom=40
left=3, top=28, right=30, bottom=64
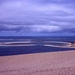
left=0, top=50, right=75, bottom=75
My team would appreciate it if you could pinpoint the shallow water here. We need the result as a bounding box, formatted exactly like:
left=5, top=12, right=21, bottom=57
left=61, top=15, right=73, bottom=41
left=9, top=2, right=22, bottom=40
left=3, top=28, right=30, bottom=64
left=0, top=36, right=75, bottom=56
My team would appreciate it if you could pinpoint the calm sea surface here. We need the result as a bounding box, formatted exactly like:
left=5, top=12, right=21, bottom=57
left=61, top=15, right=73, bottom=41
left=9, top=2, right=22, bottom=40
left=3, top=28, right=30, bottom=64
left=0, top=36, right=75, bottom=56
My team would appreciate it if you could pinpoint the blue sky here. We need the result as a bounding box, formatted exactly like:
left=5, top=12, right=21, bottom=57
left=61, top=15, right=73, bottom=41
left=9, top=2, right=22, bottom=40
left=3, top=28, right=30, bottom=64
left=0, top=0, right=75, bottom=36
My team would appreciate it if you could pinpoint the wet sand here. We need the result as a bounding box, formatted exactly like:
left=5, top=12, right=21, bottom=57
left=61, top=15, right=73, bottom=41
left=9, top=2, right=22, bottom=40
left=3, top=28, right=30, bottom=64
left=0, top=50, right=75, bottom=75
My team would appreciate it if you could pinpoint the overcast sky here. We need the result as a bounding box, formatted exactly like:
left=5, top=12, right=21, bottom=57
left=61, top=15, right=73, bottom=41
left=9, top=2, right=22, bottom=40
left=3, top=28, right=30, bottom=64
left=0, top=0, right=75, bottom=36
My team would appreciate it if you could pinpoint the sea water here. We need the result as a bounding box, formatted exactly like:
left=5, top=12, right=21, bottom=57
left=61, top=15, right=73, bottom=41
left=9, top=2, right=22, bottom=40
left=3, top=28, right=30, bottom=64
left=0, top=36, right=75, bottom=56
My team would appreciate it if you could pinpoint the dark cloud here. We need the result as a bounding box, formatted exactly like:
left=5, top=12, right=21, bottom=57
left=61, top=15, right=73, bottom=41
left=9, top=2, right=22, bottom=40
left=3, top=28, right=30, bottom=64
left=0, top=24, right=24, bottom=32
left=0, top=0, right=75, bottom=35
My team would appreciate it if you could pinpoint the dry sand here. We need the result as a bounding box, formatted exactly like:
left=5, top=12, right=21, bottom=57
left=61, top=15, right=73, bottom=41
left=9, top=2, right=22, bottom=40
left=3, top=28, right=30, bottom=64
left=0, top=50, right=75, bottom=75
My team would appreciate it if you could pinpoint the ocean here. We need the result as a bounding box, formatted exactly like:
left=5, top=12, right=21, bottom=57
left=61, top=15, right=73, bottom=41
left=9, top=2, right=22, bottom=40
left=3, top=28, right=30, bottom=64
left=0, top=36, right=75, bottom=56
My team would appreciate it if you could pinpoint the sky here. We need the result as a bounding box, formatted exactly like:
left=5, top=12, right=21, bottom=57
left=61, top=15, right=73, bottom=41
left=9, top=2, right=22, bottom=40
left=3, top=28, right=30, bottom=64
left=0, top=0, right=75, bottom=36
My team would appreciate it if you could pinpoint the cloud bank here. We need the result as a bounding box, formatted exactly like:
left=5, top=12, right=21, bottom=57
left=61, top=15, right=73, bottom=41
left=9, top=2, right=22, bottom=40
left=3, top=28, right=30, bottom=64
left=0, top=0, right=75, bottom=35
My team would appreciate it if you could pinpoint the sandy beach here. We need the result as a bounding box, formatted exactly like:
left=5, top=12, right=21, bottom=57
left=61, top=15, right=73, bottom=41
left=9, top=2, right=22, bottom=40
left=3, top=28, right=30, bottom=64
left=0, top=50, right=75, bottom=75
